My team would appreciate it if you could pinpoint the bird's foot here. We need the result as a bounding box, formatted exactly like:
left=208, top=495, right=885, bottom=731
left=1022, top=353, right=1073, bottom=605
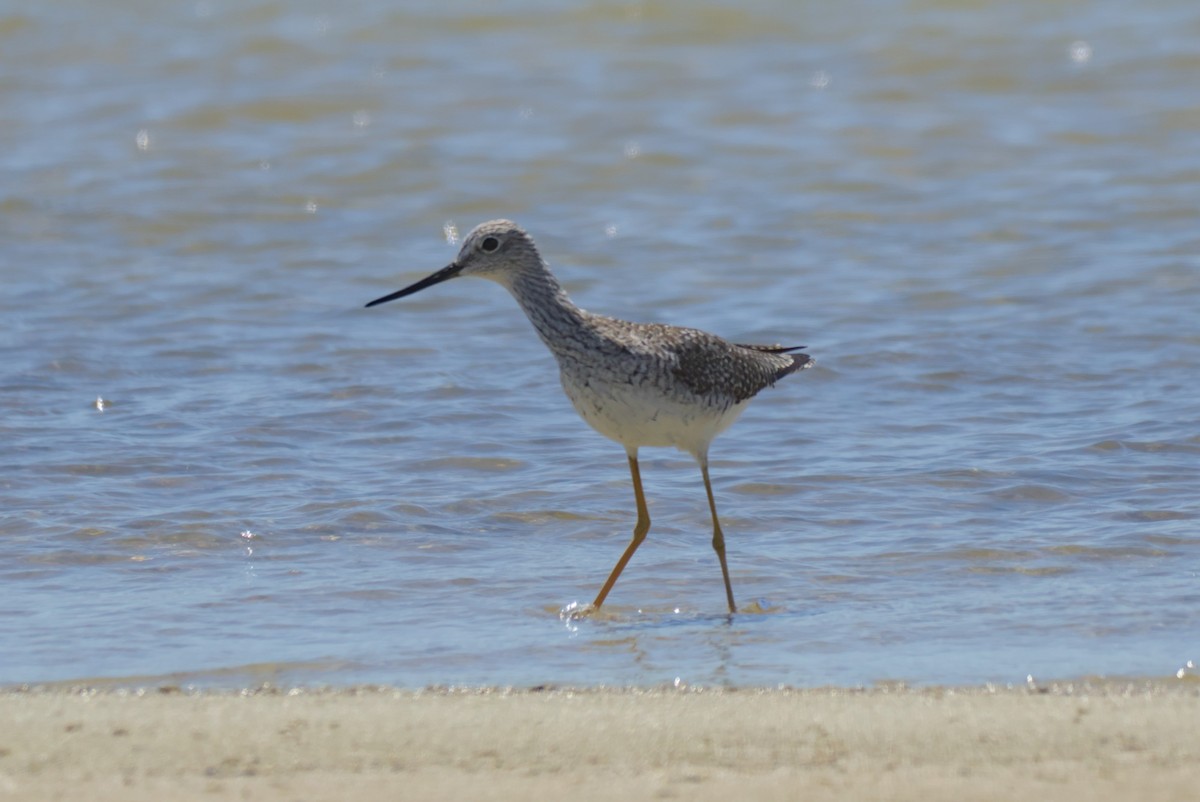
left=558, top=601, right=599, bottom=622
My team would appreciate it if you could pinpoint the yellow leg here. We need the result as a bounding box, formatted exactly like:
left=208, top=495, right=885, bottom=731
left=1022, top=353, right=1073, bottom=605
left=592, top=452, right=651, bottom=609
left=701, top=459, right=737, bottom=613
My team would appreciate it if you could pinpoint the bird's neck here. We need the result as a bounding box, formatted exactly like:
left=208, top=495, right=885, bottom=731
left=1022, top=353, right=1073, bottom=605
left=505, top=265, right=591, bottom=353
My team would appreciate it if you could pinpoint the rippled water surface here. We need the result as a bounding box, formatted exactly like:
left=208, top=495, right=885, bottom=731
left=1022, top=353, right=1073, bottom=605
left=2, top=0, right=1198, bottom=688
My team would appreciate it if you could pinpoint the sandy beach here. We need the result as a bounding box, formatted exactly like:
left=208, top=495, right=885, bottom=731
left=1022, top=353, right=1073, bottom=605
left=3, top=680, right=1197, bottom=801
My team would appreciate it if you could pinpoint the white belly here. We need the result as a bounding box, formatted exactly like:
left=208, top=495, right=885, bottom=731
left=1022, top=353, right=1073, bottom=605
left=559, top=369, right=747, bottom=458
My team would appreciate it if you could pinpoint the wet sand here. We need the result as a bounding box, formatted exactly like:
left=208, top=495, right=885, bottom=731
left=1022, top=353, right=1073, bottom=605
left=3, top=680, right=1197, bottom=801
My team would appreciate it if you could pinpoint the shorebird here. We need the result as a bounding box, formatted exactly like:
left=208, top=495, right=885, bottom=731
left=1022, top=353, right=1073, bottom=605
left=366, top=220, right=812, bottom=613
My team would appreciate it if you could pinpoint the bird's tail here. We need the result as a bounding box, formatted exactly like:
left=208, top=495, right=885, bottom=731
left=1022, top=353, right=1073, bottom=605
left=735, top=343, right=814, bottom=381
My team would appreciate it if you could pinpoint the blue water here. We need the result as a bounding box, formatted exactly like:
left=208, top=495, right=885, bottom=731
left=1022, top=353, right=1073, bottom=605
left=1, top=0, right=1197, bottom=689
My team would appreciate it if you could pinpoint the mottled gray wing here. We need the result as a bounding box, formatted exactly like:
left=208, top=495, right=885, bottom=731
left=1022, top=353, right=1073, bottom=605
left=671, top=332, right=812, bottom=403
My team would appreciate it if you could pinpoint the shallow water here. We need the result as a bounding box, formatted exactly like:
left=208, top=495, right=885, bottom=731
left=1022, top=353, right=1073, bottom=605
left=2, top=0, right=1198, bottom=689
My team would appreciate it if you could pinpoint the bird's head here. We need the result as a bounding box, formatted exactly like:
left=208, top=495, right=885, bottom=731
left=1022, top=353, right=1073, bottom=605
left=365, top=219, right=542, bottom=307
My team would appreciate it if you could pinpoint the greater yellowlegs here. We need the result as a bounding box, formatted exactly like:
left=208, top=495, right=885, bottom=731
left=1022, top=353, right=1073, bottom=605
left=366, top=220, right=812, bottom=613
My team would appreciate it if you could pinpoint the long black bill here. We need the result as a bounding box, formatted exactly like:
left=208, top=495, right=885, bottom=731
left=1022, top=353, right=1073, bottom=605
left=364, top=262, right=464, bottom=308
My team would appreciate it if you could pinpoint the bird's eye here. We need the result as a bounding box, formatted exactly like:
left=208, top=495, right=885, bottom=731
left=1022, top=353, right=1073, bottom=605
left=480, top=236, right=500, bottom=252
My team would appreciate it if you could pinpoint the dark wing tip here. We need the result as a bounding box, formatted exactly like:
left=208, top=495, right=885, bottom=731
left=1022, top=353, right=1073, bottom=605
left=734, top=343, right=807, bottom=354
left=790, top=352, right=814, bottom=370
left=779, top=351, right=814, bottom=380
left=734, top=343, right=814, bottom=379
left=729, top=340, right=816, bottom=384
